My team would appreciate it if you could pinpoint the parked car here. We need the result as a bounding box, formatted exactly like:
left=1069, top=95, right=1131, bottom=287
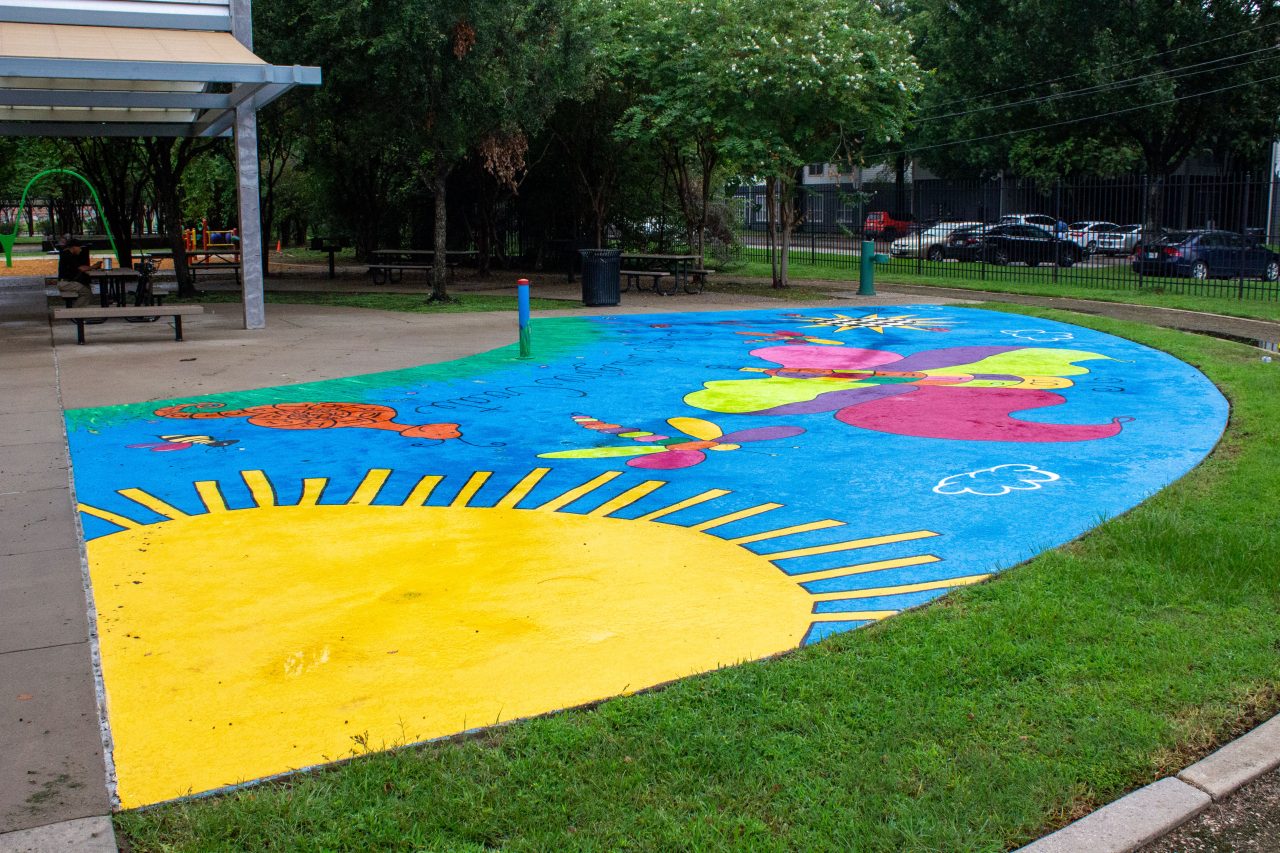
left=997, top=213, right=1061, bottom=230
left=940, top=225, right=993, bottom=261
left=1065, top=221, right=1119, bottom=254
left=1130, top=230, right=1280, bottom=281
left=1094, top=224, right=1144, bottom=255
left=864, top=211, right=914, bottom=239
left=890, top=221, right=982, bottom=259
left=959, top=223, right=1083, bottom=266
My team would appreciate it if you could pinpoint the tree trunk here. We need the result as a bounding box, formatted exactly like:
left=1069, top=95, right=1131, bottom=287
left=430, top=166, right=450, bottom=302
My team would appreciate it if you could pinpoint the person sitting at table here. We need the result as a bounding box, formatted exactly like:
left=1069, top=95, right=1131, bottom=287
left=56, top=237, right=102, bottom=307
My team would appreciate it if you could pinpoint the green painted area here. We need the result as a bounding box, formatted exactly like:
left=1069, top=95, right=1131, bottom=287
left=932, top=349, right=1111, bottom=377
left=688, top=375, right=868, bottom=413
left=64, top=316, right=605, bottom=433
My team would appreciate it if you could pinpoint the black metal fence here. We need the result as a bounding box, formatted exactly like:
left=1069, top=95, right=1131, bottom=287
left=728, top=173, right=1280, bottom=301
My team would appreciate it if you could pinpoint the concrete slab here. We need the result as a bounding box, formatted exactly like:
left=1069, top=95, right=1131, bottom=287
left=0, top=385, right=61, bottom=415
left=0, top=815, right=115, bottom=852
left=0, top=644, right=108, bottom=833
left=0, top=412, right=64, bottom=449
left=0, top=368, right=59, bottom=391
left=1019, top=778, right=1210, bottom=853
left=0, top=549, right=88, bottom=654
left=0, top=490, right=78, bottom=557
left=1178, top=714, right=1280, bottom=801
left=0, top=442, right=69, bottom=495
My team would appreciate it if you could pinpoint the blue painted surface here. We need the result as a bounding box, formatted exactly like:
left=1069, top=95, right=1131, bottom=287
left=65, top=306, right=1228, bottom=642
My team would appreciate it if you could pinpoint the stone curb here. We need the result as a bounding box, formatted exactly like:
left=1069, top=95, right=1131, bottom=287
left=0, top=816, right=116, bottom=852
left=1016, top=712, right=1280, bottom=852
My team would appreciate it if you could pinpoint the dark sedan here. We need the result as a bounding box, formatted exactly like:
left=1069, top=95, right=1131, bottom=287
left=942, top=224, right=1082, bottom=266
left=1131, top=230, right=1280, bottom=281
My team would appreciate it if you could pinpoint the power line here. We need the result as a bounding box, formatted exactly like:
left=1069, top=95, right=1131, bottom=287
left=863, top=69, right=1280, bottom=162
left=921, top=19, right=1280, bottom=112
left=915, top=44, right=1280, bottom=124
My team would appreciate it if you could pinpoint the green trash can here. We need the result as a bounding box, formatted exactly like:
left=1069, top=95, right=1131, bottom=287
left=579, top=248, right=621, bottom=306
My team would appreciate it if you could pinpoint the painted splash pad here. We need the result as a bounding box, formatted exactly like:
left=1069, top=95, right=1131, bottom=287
left=65, top=306, right=1227, bottom=807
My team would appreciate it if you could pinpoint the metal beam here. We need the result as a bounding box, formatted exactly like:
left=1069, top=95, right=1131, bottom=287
left=0, top=57, right=320, bottom=85
left=0, top=7, right=230, bottom=31
left=0, top=89, right=231, bottom=109
left=0, top=120, right=196, bottom=136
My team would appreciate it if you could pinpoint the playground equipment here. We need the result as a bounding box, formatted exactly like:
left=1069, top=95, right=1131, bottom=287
left=1, top=168, right=119, bottom=267
left=183, top=219, right=240, bottom=262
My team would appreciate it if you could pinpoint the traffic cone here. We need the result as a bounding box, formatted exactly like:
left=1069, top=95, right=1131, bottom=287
left=275, top=238, right=282, bottom=252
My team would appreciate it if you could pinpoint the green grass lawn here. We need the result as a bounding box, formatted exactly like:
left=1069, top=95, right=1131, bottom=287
left=176, top=291, right=574, bottom=313
left=116, top=306, right=1280, bottom=852
left=722, top=250, right=1280, bottom=324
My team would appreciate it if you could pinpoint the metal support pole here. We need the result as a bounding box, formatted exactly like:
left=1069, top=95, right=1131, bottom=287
left=230, top=0, right=264, bottom=330
left=517, top=278, right=532, bottom=359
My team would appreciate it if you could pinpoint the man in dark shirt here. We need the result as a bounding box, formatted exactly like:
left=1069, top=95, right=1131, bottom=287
left=56, top=238, right=100, bottom=306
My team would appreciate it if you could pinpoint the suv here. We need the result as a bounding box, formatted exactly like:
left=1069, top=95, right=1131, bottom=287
left=1131, top=230, right=1280, bottom=281
left=864, top=211, right=913, bottom=239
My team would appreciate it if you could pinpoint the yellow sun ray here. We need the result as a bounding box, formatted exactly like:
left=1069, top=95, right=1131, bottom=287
left=241, top=470, right=275, bottom=507
left=587, top=481, right=667, bottom=517
left=493, top=467, right=551, bottom=509
left=118, top=488, right=189, bottom=520
left=725, top=519, right=845, bottom=545
left=787, top=554, right=941, bottom=582
left=535, top=471, right=622, bottom=512
left=633, top=489, right=732, bottom=522
left=298, top=477, right=327, bottom=506
left=451, top=471, right=492, bottom=507
left=404, top=474, right=444, bottom=506
left=808, top=611, right=897, bottom=622
left=808, top=573, right=990, bottom=601
left=763, top=529, right=938, bottom=561
left=77, top=504, right=143, bottom=530
left=194, top=481, right=228, bottom=513
left=347, top=469, right=392, bottom=506
left=688, top=502, right=783, bottom=531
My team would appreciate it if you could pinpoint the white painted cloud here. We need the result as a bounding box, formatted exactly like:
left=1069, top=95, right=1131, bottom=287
left=933, top=464, right=1061, bottom=496
left=1001, top=329, right=1075, bottom=343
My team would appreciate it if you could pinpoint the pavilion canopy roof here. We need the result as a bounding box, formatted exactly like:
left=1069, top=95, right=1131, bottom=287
left=0, top=21, right=319, bottom=136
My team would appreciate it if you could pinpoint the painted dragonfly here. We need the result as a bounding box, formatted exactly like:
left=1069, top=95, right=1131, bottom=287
left=538, top=413, right=804, bottom=470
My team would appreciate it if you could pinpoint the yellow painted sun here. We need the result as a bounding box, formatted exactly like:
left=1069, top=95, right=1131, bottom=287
left=79, top=468, right=982, bottom=807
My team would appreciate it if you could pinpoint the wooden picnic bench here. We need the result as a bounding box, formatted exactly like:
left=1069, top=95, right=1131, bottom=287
left=621, top=269, right=675, bottom=295
left=368, top=249, right=477, bottom=284
left=52, top=305, right=204, bottom=344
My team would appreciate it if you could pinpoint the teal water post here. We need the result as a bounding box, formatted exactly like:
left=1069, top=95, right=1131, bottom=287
left=517, top=278, right=532, bottom=359
left=859, top=239, right=888, bottom=295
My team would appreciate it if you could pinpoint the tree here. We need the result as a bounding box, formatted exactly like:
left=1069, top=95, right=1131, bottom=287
left=266, top=0, right=590, bottom=300
left=720, top=0, right=920, bottom=286
left=907, top=0, right=1280, bottom=183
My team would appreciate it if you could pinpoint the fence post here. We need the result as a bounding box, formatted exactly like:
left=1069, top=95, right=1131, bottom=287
left=914, top=176, right=922, bottom=276
left=1238, top=174, right=1250, bottom=299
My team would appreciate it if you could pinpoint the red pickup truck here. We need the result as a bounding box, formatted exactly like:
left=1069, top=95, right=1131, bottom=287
left=864, top=211, right=913, bottom=239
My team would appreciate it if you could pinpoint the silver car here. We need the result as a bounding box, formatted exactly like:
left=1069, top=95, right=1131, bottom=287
left=891, top=221, right=982, bottom=260
left=1094, top=224, right=1143, bottom=255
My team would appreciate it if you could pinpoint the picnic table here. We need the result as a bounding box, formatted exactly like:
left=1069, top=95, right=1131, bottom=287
left=367, top=249, right=478, bottom=284
left=619, top=253, right=705, bottom=295
left=86, top=268, right=142, bottom=308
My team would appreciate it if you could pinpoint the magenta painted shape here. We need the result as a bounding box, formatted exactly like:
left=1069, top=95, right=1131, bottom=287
left=628, top=449, right=707, bottom=469
left=750, top=345, right=901, bottom=370
left=834, top=386, right=1128, bottom=442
